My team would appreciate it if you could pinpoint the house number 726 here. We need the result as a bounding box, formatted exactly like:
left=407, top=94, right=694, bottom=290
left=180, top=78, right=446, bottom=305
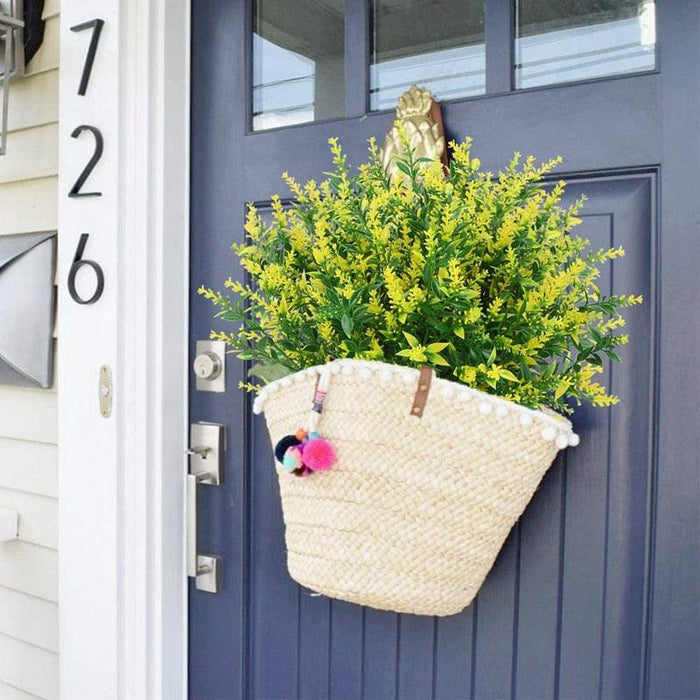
left=68, top=18, right=107, bottom=307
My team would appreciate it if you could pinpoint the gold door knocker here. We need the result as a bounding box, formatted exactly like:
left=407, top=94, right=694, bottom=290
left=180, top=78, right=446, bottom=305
left=380, top=85, right=447, bottom=183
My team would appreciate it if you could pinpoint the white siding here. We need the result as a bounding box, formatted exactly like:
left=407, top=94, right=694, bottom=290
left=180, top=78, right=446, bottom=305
left=0, top=4, right=60, bottom=698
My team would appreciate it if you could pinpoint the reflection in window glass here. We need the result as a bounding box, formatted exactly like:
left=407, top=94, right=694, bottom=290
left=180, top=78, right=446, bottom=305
left=370, top=0, right=485, bottom=112
left=253, top=0, right=345, bottom=131
left=515, top=0, right=656, bottom=89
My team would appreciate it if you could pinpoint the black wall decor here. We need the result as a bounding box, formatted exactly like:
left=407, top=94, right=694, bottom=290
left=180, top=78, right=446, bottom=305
left=23, top=0, right=44, bottom=65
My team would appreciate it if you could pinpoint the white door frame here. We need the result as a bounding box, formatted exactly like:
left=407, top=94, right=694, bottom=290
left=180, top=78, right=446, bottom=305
left=58, top=0, right=190, bottom=697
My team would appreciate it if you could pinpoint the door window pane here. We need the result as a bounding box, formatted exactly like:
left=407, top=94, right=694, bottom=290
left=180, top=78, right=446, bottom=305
left=515, top=0, right=656, bottom=89
left=253, top=0, right=345, bottom=131
left=370, top=0, right=485, bottom=112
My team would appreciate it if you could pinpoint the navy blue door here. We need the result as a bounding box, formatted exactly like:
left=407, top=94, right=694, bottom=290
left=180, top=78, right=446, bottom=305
left=189, top=2, right=700, bottom=698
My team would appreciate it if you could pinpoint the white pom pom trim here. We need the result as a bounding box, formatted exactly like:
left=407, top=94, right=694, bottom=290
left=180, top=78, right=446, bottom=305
left=263, top=359, right=579, bottom=448
left=541, top=427, right=557, bottom=442
left=555, top=434, right=569, bottom=450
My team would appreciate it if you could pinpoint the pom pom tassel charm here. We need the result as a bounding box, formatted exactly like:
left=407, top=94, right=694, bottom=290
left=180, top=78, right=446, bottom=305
left=303, top=436, right=336, bottom=471
left=273, top=368, right=337, bottom=477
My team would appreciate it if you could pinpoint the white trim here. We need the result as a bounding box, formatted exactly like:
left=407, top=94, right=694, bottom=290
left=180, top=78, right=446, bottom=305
left=58, top=0, right=190, bottom=698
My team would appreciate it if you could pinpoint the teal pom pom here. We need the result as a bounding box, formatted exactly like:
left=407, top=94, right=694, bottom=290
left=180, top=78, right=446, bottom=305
left=282, top=446, right=303, bottom=471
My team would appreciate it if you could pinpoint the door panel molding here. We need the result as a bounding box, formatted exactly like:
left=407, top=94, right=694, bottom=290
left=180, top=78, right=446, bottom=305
left=240, top=73, right=660, bottom=199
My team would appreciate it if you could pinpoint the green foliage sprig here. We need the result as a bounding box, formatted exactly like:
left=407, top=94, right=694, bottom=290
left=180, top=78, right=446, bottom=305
left=199, top=133, right=641, bottom=414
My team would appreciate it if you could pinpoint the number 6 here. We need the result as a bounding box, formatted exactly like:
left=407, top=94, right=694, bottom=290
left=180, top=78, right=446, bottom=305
left=68, top=234, right=105, bottom=305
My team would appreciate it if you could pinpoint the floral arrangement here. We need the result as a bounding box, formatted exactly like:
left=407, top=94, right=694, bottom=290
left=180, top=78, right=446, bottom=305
left=199, top=133, right=641, bottom=415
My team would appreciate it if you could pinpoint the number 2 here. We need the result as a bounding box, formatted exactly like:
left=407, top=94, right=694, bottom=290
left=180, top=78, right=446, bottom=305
left=68, top=125, right=103, bottom=198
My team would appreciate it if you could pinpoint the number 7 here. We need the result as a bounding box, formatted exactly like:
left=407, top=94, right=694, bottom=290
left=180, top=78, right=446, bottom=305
left=70, top=19, right=105, bottom=96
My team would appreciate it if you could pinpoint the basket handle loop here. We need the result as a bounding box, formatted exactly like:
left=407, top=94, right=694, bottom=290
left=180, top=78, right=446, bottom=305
left=410, top=366, right=434, bottom=418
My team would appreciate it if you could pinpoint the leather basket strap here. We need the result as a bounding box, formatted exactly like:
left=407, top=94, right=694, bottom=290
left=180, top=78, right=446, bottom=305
left=410, top=366, right=433, bottom=418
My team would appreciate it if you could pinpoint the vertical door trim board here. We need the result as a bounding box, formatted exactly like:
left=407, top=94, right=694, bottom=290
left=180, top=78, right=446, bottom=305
left=58, top=0, right=190, bottom=698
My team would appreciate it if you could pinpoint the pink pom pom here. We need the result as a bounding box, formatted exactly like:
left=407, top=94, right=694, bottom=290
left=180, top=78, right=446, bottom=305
left=302, top=438, right=336, bottom=471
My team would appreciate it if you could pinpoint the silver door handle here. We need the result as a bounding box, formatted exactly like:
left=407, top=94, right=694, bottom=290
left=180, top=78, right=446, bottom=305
left=186, top=472, right=214, bottom=577
left=187, top=422, right=224, bottom=593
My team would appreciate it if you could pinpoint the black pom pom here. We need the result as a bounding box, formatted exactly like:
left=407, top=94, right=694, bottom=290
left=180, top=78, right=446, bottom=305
left=274, top=434, right=300, bottom=463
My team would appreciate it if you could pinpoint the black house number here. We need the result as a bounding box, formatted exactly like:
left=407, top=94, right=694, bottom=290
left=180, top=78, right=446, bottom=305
left=68, top=19, right=107, bottom=306
left=70, top=19, right=105, bottom=97
left=68, top=234, right=105, bottom=305
left=68, top=125, right=103, bottom=198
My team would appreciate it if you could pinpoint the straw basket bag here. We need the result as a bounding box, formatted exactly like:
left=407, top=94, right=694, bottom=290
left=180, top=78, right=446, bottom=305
left=255, top=358, right=579, bottom=617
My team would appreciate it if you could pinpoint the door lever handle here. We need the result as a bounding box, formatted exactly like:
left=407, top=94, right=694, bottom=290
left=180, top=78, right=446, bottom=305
left=187, top=422, right=224, bottom=593
left=186, top=445, right=211, bottom=458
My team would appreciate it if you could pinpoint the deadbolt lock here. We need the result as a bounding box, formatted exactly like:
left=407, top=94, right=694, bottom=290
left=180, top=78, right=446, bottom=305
left=194, top=340, right=225, bottom=392
left=194, top=351, right=221, bottom=380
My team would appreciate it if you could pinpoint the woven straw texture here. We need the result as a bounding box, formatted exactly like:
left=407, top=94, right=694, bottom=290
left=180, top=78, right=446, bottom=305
left=261, top=359, right=574, bottom=617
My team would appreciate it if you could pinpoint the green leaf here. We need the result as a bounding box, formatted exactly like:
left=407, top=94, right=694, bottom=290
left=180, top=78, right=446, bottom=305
left=426, top=352, right=450, bottom=367
left=454, top=326, right=465, bottom=339
left=396, top=349, right=414, bottom=358
left=403, top=331, right=420, bottom=348
left=341, top=314, right=354, bottom=337
left=395, top=159, right=412, bottom=177
left=499, top=369, right=519, bottom=382
left=554, top=380, right=570, bottom=400
left=426, top=342, right=450, bottom=353
left=248, top=363, right=294, bottom=383
left=519, top=358, right=532, bottom=380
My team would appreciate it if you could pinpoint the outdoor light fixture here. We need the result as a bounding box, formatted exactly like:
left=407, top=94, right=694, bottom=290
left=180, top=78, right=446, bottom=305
left=0, top=0, right=24, bottom=156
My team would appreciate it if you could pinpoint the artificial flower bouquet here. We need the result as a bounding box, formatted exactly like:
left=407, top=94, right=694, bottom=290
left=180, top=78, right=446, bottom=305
left=200, top=133, right=640, bottom=615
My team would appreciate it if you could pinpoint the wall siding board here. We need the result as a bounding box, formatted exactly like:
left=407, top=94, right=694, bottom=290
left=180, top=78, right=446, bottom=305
left=0, top=8, right=60, bottom=699
left=7, top=71, right=59, bottom=133
left=0, top=680, right=43, bottom=700
left=0, top=635, right=59, bottom=699
left=0, top=542, right=57, bottom=602
left=0, top=390, right=57, bottom=444
left=0, top=440, right=57, bottom=498
left=0, top=124, right=58, bottom=185
left=0, top=178, right=58, bottom=235
left=43, top=0, right=59, bottom=20
left=0, top=587, right=58, bottom=653
left=0, top=490, right=57, bottom=549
